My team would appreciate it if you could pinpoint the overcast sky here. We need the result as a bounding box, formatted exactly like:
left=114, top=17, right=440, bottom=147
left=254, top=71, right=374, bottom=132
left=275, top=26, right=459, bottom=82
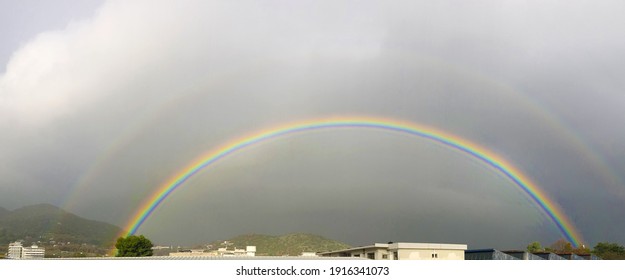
left=1, top=0, right=624, bottom=249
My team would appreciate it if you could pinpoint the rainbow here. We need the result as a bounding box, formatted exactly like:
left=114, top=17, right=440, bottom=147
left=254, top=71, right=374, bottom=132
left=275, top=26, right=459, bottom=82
left=121, top=116, right=583, bottom=247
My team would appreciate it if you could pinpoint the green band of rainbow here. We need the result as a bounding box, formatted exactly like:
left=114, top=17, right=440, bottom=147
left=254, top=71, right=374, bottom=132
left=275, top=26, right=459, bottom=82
left=122, top=116, right=583, bottom=247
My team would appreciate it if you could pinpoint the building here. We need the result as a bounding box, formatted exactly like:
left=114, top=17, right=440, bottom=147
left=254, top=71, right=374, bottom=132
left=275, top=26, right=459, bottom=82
left=577, top=254, right=601, bottom=260
left=169, top=249, right=215, bottom=257
left=464, top=249, right=518, bottom=260
left=7, top=242, right=23, bottom=259
left=216, top=246, right=256, bottom=257
left=557, top=253, right=585, bottom=260
left=466, top=250, right=600, bottom=260
left=319, top=242, right=467, bottom=260
left=533, top=252, right=566, bottom=260
left=301, top=252, right=318, bottom=257
left=22, top=244, right=45, bottom=259
left=502, top=250, right=544, bottom=260
left=169, top=246, right=256, bottom=257
left=6, top=242, right=45, bottom=259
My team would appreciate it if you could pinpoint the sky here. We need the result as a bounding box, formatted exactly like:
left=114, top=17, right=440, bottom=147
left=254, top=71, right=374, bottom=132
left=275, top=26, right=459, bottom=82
left=1, top=0, right=624, bottom=249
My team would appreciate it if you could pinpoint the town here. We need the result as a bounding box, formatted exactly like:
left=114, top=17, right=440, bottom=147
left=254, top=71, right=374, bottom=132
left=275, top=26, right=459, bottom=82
left=4, top=238, right=610, bottom=260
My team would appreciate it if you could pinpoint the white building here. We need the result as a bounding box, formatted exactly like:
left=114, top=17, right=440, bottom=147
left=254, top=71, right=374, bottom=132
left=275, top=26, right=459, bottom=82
left=6, top=242, right=45, bottom=259
left=22, top=244, right=45, bottom=259
left=215, top=246, right=256, bottom=257
left=301, top=252, right=318, bottom=257
left=169, top=246, right=256, bottom=257
left=169, top=249, right=214, bottom=257
left=7, top=242, right=23, bottom=259
left=319, top=242, right=467, bottom=260
left=245, top=246, right=256, bottom=257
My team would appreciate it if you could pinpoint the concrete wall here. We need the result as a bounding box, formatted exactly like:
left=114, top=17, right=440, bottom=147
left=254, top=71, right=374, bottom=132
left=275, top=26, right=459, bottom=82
left=348, top=248, right=388, bottom=259
left=397, top=249, right=464, bottom=260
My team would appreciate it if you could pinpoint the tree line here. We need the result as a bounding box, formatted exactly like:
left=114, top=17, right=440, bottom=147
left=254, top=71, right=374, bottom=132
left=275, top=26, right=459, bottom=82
left=527, top=239, right=625, bottom=260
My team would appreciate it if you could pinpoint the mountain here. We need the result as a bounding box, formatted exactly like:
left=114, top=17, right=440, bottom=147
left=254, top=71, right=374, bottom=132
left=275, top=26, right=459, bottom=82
left=0, top=203, right=122, bottom=247
left=206, top=233, right=351, bottom=256
left=0, top=207, right=9, bottom=219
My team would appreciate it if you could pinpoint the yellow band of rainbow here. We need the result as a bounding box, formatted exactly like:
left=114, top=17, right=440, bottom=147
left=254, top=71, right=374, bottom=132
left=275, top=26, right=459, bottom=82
left=121, top=116, right=583, bottom=247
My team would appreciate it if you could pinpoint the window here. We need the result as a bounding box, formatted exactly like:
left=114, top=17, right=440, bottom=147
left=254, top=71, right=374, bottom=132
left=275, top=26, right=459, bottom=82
left=367, top=252, right=375, bottom=260
left=432, top=253, right=438, bottom=258
left=393, top=252, right=398, bottom=260
left=382, top=254, right=388, bottom=259
left=353, top=254, right=360, bottom=257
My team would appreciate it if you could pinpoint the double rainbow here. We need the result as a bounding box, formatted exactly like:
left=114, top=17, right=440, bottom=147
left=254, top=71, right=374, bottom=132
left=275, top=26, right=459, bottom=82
left=121, top=116, right=583, bottom=247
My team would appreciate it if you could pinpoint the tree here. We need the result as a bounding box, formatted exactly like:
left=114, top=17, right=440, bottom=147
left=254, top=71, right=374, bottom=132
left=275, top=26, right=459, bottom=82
left=571, top=246, right=590, bottom=256
left=115, top=235, right=153, bottom=257
left=526, top=241, right=543, bottom=253
left=547, top=239, right=573, bottom=254
left=592, top=242, right=625, bottom=260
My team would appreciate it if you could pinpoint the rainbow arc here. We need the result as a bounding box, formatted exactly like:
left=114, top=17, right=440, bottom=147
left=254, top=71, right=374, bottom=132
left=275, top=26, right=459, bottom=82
left=120, top=116, right=583, bottom=247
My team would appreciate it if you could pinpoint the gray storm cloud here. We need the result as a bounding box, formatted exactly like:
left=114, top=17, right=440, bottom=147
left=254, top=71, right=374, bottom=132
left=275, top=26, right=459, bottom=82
left=1, top=0, right=624, bottom=248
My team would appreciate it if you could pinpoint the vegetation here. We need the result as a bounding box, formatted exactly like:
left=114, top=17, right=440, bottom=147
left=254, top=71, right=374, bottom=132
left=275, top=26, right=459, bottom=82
left=1, top=203, right=123, bottom=257
left=592, top=242, right=625, bottom=260
left=546, top=239, right=575, bottom=254
left=526, top=241, right=542, bottom=253
left=206, top=233, right=351, bottom=256
left=0, top=204, right=122, bottom=247
left=0, top=207, right=10, bottom=219
left=525, top=239, right=625, bottom=259
left=115, top=235, right=153, bottom=257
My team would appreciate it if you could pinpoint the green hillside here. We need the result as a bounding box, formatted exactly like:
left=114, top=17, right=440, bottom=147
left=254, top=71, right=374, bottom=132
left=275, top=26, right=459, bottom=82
left=207, top=233, right=351, bottom=256
left=0, top=203, right=122, bottom=247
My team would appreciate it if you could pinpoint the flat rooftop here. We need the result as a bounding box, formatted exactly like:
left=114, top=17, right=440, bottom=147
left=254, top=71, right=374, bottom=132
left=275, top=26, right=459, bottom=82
left=320, top=242, right=468, bottom=255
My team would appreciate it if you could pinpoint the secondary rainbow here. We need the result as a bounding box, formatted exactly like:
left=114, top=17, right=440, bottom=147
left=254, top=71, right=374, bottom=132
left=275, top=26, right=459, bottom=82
left=121, top=116, right=584, bottom=247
